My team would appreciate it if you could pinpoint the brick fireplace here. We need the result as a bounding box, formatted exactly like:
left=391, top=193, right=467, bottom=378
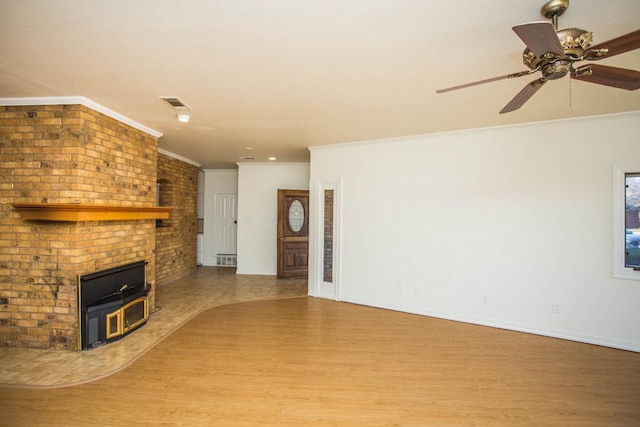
left=0, top=103, right=162, bottom=350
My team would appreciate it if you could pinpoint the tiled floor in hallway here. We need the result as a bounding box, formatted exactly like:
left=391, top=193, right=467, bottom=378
left=0, top=267, right=307, bottom=388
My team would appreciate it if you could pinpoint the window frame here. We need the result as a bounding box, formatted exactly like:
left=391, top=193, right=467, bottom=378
left=613, top=165, right=640, bottom=280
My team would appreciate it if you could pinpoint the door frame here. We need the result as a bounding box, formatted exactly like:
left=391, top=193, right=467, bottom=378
left=309, top=178, right=342, bottom=300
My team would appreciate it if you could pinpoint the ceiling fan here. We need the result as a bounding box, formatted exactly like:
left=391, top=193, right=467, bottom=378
left=436, top=0, right=640, bottom=113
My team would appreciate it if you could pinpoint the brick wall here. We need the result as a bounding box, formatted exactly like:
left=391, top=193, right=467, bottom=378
left=0, top=104, right=158, bottom=350
left=155, top=153, right=198, bottom=285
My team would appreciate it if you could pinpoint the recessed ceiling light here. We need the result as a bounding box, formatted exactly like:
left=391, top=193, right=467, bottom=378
left=268, top=157, right=277, bottom=161
left=177, top=114, right=190, bottom=123
left=245, top=146, right=254, bottom=150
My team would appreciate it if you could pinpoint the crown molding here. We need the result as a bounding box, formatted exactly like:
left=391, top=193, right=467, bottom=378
left=0, top=96, right=163, bottom=138
left=308, top=110, right=640, bottom=153
left=158, top=148, right=201, bottom=167
left=236, top=162, right=310, bottom=167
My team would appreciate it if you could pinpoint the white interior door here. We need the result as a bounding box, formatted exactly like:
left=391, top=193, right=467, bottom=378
left=214, top=193, right=237, bottom=256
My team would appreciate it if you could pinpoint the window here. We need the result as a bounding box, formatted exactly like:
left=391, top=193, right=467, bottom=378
left=323, top=189, right=334, bottom=283
left=613, top=166, right=640, bottom=280
left=625, top=174, right=640, bottom=269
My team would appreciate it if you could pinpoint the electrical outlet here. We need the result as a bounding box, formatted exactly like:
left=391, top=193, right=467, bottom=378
left=552, top=302, right=561, bottom=314
left=482, top=295, right=489, bottom=304
left=397, top=284, right=402, bottom=293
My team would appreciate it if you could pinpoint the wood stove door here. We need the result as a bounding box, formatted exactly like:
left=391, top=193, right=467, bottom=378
left=122, top=297, right=149, bottom=333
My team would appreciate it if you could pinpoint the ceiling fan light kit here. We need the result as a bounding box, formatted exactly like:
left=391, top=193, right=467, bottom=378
left=436, top=0, right=640, bottom=113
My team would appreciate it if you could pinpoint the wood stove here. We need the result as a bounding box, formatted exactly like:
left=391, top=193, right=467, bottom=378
left=78, top=260, right=150, bottom=350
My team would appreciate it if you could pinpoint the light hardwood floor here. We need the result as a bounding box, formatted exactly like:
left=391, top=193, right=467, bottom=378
left=0, top=267, right=307, bottom=386
left=1, top=268, right=639, bottom=426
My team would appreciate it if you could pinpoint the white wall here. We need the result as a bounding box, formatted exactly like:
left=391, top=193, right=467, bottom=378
left=202, top=169, right=238, bottom=266
left=309, top=111, right=640, bottom=352
left=237, top=163, right=310, bottom=275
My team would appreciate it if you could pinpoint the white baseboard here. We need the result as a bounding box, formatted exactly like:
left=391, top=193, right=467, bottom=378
left=337, top=294, right=640, bottom=353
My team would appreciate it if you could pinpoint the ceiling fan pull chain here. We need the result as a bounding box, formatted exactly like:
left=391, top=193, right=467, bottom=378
left=569, top=75, right=572, bottom=108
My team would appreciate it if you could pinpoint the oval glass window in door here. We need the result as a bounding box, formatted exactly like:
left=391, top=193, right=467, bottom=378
left=288, top=199, right=305, bottom=232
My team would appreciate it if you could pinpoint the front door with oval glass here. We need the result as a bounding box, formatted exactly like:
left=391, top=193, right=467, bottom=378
left=277, top=189, right=309, bottom=279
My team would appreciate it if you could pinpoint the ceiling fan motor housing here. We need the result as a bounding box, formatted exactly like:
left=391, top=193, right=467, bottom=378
left=522, top=28, right=593, bottom=73
left=558, top=28, right=593, bottom=56
left=542, top=60, right=572, bottom=80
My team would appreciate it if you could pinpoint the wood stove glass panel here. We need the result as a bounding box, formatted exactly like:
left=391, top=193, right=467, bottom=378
left=123, top=297, right=149, bottom=333
left=106, top=310, right=122, bottom=339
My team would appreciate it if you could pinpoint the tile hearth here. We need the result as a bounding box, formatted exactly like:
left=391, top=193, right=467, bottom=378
left=0, top=267, right=307, bottom=388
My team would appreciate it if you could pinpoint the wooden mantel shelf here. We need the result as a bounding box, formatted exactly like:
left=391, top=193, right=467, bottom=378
left=13, top=203, right=173, bottom=222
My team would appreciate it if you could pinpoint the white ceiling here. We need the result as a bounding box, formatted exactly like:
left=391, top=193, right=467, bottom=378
left=1, top=0, right=639, bottom=168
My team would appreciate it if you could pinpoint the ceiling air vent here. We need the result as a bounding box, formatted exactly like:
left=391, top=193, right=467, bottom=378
left=159, top=96, right=191, bottom=110
left=239, top=156, right=255, bottom=160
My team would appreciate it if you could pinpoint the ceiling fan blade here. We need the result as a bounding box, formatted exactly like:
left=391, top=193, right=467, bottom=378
left=499, top=78, right=547, bottom=114
left=584, top=29, right=640, bottom=60
left=572, top=64, right=640, bottom=90
left=436, top=70, right=533, bottom=93
left=512, top=21, right=564, bottom=58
